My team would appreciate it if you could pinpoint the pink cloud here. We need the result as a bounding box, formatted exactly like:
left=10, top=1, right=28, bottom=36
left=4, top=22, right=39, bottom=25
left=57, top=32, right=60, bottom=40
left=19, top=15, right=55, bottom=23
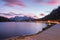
left=33, top=0, right=60, bottom=5
left=3, top=0, right=26, bottom=7
left=47, top=0, right=59, bottom=5
left=40, top=13, right=45, bottom=16
left=0, top=13, right=38, bottom=19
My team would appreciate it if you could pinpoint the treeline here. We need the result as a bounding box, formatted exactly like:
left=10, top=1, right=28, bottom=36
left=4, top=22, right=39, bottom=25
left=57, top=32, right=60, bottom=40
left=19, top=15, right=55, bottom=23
left=0, top=16, right=10, bottom=22
left=34, top=6, right=60, bottom=21
left=41, top=6, right=60, bottom=20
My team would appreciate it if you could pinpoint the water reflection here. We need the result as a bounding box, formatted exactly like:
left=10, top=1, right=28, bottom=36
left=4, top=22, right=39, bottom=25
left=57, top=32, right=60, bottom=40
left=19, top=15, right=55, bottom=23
left=0, top=22, right=47, bottom=39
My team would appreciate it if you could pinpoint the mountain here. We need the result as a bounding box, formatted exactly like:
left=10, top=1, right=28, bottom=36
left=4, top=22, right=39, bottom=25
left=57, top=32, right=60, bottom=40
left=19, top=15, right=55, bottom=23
left=40, top=6, right=60, bottom=21
left=0, top=16, right=10, bottom=22
left=0, top=16, right=34, bottom=22
left=10, top=16, right=34, bottom=21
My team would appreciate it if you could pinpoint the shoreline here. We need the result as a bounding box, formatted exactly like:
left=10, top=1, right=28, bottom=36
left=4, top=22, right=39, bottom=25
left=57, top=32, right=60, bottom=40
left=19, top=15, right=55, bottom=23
left=5, top=23, right=56, bottom=40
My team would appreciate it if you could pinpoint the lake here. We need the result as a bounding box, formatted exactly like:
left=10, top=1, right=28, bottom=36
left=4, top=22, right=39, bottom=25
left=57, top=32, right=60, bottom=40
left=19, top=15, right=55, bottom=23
left=0, top=22, right=47, bottom=39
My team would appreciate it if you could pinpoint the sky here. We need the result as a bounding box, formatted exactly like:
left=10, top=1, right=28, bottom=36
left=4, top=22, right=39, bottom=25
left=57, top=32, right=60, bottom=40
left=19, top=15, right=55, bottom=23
left=0, top=0, right=60, bottom=18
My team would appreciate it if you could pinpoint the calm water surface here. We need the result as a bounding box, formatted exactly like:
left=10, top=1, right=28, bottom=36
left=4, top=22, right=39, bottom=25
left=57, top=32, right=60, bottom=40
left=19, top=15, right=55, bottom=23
left=0, top=22, right=47, bottom=39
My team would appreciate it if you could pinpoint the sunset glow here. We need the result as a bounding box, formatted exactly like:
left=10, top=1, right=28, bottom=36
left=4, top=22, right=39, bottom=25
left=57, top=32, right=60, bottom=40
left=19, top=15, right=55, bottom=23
left=0, top=0, right=60, bottom=18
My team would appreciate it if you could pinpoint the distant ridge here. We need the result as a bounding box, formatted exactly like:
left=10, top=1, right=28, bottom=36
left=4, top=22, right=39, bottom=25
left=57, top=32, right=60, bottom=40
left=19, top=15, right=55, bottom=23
left=10, top=16, right=34, bottom=21
left=0, top=16, right=10, bottom=22
left=0, top=16, right=34, bottom=22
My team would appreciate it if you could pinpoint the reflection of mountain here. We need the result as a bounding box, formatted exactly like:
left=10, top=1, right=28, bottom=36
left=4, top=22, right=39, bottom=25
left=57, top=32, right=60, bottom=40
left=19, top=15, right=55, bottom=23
left=10, top=16, right=34, bottom=21
left=0, top=16, right=10, bottom=22
left=41, top=6, right=60, bottom=20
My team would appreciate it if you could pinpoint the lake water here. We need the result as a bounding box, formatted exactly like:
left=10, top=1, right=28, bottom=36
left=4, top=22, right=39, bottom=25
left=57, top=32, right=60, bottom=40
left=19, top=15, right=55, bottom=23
left=0, top=22, right=47, bottom=39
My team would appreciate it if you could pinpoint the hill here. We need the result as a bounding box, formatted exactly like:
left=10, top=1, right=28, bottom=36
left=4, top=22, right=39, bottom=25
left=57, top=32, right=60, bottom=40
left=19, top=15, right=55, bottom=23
left=41, top=6, right=60, bottom=21
left=0, top=16, right=10, bottom=22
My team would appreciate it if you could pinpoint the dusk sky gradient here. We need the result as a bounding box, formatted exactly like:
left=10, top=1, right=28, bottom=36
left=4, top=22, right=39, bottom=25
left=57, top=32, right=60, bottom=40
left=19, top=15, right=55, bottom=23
left=0, top=0, right=60, bottom=18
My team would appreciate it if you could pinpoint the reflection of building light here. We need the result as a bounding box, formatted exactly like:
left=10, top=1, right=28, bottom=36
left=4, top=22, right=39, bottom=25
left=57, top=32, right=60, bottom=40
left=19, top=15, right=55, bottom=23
left=56, top=22, right=60, bottom=24
left=48, top=20, right=51, bottom=22
left=48, top=23, right=51, bottom=25
left=47, top=20, right=51, bottom=25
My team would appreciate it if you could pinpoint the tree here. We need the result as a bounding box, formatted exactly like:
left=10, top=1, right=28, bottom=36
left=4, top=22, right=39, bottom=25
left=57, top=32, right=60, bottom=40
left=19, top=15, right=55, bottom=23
left=0, top=16, right=10, bottom=22
left=41, top=6, right=60, bottom=20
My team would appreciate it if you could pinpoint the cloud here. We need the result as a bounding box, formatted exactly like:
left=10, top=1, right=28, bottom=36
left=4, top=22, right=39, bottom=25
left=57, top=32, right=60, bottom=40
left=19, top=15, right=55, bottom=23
left=0, top=13, right=24, bottom=18
left=40, top=13, right=45, bottom=16
left=0, top=13, right=23, bottom=16
left=0, top=13, right=15, bottom=16
left=0, top=13, right=38, bottom=19
left=2, top=0, right=26, bottom=7
left=47, top=0, right=59, bottom=5
left=0, top=13, right=15, bottom=18
left=33, top=0, right=60, bottom=5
